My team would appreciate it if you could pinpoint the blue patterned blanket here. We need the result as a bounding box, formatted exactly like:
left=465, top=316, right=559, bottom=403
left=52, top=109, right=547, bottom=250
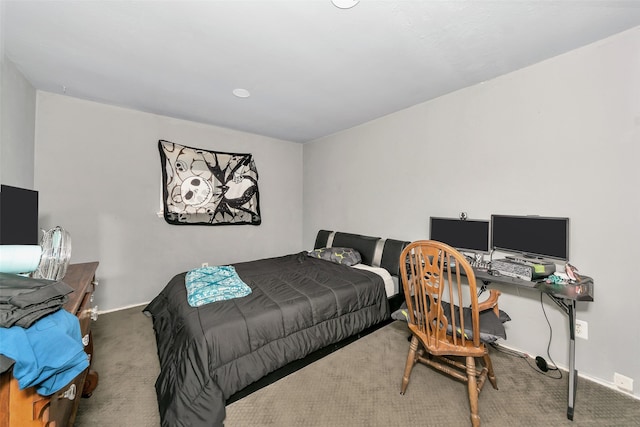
left=185, top=265, right=252, bottom=307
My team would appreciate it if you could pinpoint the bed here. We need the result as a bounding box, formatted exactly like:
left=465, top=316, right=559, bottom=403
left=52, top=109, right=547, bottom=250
left=143, top=230, right=408, bottom=427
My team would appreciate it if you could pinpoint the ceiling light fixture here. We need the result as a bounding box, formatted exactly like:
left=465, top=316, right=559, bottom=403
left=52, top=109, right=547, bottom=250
left=233, top=88, right=250, bottom=98
left=331, top=0, right=359, bottom=9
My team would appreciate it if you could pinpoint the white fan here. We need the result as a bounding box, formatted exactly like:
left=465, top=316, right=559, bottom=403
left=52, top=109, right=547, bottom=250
left=32, top=226, right=72, bottom=280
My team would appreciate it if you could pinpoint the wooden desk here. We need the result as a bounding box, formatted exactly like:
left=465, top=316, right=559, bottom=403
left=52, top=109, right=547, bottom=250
left=0, top=262, right=99, bottom=427
left=474, top=268, right=594, bottom=421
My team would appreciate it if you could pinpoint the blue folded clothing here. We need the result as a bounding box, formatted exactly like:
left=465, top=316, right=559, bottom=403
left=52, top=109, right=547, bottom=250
left=0, top=309, right=89, bottom=395
left=185, top=265, right=252, bottom=307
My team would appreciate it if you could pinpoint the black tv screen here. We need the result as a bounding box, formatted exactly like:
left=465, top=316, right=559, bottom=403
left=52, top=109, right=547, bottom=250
left=0, top=185, right=39, bottom=245
left=429, top=217, right=490, bottom=254
left=491, top=215, right=569, bottom=261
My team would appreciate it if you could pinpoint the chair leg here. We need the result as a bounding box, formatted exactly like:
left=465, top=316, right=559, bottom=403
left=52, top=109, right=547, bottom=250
left=400, top=335, right=419, bottom=395
left=466, top=356, right=480, bottom=427
left=483, top=353, right=498, bottom=390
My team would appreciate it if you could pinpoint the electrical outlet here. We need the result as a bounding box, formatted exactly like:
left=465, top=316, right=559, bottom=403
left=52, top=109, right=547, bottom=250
left=575, top=319, right=588, bottom=339
left=614, top=373, right=634, bottom=392
left=201, top=262, right=209, bottom=268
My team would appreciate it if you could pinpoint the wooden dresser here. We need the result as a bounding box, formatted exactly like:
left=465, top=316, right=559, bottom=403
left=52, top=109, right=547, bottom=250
left=0, top=262, right=100, bottom=427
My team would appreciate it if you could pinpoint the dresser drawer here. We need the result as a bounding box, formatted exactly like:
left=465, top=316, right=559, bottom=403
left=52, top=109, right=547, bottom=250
left=0, top=368, right=86, bottom=427
left=77, top=290, right=93, bottom=342
left=45, top=370, right=88, bottom=427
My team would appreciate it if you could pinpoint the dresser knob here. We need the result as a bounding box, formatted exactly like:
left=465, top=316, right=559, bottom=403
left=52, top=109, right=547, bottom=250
left=59, top=383, right=76, bottom=400
left=82, top=334, right=90, bottom=346
left=91, top=306, right=99, bottom=321
left=92, top=279, right=99, bottom=286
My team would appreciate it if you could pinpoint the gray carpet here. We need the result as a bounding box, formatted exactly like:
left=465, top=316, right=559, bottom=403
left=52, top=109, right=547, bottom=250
left=75, top=306, right=640, bottom=426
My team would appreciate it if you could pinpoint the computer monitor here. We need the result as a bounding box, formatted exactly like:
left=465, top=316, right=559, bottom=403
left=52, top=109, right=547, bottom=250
left=491, top=215, right=569, bottom=261
left=429, top=217, right=490, bottom=255
left=0, top=185, right=39, bottom=245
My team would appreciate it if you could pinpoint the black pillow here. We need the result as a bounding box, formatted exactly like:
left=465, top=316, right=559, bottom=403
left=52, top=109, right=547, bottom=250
left=442, top=301, right=507, bottom=342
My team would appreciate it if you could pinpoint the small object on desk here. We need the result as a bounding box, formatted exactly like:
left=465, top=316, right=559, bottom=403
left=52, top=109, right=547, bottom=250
left=565, top=263, right=581, bottom=282
left=545, top=274, right=568, bottom=285
left=471, top=261, right=491, bottom=271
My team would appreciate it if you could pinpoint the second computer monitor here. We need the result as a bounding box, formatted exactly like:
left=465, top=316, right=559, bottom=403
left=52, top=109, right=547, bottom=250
left=490, top=214, right=569, bottom=261
left=429, top=217, right=490, bottom=255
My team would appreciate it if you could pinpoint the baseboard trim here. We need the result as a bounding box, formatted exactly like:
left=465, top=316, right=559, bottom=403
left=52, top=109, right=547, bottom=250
left=494, top=342, right=639, bottom=401
left=98, top=302, right=149, bottom=314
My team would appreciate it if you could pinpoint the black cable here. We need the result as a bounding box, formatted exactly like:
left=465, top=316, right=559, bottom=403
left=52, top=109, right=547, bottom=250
left=488, top=293, right=563, bottom=380
left=490, top=341, right=563, bottom=379
left=477, top=283, right=487, bottom=299
left=538, top=292, right=563, bottom=380
left=489, top=342, right=527, bottom=359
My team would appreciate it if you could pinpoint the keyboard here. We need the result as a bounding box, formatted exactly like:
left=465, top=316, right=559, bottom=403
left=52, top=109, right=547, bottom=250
left=470, top=260, right=491, bottom=270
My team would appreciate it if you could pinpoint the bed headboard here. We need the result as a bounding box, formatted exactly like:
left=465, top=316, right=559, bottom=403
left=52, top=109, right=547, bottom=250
left=313, top=230, right=409, bottom=278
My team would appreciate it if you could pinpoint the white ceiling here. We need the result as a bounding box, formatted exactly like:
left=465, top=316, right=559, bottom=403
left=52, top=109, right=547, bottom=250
left=4, top=1, right=640, bottom=143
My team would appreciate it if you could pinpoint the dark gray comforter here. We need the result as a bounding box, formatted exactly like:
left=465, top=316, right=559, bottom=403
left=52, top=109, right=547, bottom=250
left=144, top=252, right=390, bottom=426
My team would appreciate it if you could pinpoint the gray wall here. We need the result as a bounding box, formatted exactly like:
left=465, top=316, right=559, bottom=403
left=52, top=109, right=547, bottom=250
left=303, top=28, right=640, bottom=396
left=1, top=55, right=36, bottom=188
left=34, top=93, right=303, bottom=311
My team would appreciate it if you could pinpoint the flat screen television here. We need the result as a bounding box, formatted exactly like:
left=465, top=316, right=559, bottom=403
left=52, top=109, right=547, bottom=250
left=429, top=217, right=490, bottom=254
left=0, top=185, right=39, bottom=245
left=491, top=214, right=569, bottom=261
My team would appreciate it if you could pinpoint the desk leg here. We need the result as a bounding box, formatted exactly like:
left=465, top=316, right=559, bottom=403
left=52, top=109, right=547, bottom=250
left=567, top=299, right=577, bottom=421
left=549, top=295, right=578, bottom=421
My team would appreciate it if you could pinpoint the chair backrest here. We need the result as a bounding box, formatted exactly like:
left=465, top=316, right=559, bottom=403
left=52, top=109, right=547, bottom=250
left=400, top=240, right=482, bottom=353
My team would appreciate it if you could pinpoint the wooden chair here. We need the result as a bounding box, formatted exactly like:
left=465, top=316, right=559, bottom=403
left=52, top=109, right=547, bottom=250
left=399, top=240, right=501, bottom=427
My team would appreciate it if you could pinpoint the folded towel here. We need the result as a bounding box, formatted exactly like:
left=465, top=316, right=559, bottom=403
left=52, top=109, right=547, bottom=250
left=185, top=265, right=252, bottom=307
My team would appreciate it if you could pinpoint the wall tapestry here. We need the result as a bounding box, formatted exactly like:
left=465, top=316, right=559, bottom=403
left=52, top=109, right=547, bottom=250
left=159, top=140, right=261, bottom=226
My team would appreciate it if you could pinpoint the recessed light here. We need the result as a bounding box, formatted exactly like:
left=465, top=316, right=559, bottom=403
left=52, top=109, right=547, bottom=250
left=331, top=0, right=359, bottom=9
left=233, top=88, right=250, bottom=98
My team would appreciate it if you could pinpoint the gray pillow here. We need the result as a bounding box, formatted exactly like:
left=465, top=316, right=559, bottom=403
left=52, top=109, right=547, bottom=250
left=307, top=247, right=362, bottom=266
left=391, top=301, right=510, bottom=343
